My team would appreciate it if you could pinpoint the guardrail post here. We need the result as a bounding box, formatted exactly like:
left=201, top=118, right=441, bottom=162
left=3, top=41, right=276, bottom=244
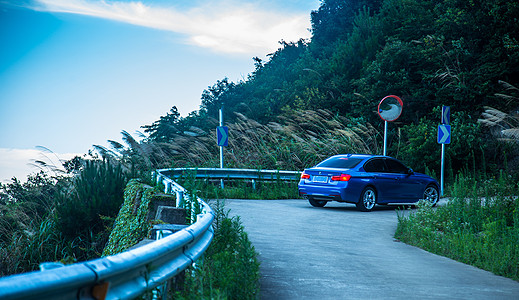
left=176, top=190, right=184, bottom=207
left=252, top=179, right=256, bottom=190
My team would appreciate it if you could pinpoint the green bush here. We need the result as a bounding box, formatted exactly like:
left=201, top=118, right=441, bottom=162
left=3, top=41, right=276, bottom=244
left=102, top=179, right=156, bottom=256
left=55, top=160, right=127, bottom=260
left=181, top=178, right=299, bottom=201
left=175, top=200, right=260, bottom=299
left=0, top=172, right=69, bottom=275
left=395, top=173, right=519, bottom=280
left=394, top=107, right=483, bottom=180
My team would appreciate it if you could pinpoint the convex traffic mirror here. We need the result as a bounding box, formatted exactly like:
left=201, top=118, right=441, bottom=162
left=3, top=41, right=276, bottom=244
left=378, top=95, right=403, bottom=122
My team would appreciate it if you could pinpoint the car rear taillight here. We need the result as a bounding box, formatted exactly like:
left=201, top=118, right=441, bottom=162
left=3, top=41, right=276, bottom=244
left=331, top=174, right=351, bottom=181
left=301, top=173, right=310, bottom=180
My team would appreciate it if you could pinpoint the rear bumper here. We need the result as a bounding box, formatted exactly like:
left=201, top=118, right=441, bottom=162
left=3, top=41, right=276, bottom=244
left=298, top=185, right=355, bottom=203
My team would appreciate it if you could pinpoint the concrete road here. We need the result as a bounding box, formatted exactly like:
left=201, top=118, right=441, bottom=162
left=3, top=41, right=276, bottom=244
left=224, top=199, right=519, bottom=299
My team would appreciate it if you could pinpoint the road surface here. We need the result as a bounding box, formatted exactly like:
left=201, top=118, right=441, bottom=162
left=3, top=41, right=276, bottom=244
left=224, top=199, right=519, bottom=299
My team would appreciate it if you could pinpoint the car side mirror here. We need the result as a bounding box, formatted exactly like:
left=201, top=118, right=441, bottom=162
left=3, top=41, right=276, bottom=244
left=407, top=168, right=414, bottom=175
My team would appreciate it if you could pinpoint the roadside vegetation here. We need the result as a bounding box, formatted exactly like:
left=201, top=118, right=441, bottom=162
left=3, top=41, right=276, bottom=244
left=396, top=87, right=519, bottom=281
left=0, top=160, right=129, bottom=275
left=395, top=173, right=519, bottom=280
left=100, top=179, right=260, bottom=300
left=182, top=178, right=299, bottom=201
left=174, top=200, right=260, bottom=300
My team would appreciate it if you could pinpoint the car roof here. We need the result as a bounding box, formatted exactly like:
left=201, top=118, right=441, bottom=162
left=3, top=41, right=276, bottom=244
left=329, top=154, right=403, bottom=164
left=331, top=154, right=382, bottom=160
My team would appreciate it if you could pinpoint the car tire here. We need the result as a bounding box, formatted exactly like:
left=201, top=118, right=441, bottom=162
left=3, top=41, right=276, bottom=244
left=308, top=199, right=327, bottom=207
left=423, top=185, right=439, bottom=206
left=357, top=187, right=376, bottom=212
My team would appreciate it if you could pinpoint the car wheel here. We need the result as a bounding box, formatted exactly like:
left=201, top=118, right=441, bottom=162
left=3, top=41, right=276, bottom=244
left=308, top=199, right=327, bottom=207
left=357, top=187, right=376, bottom=212
left=423, top=185, right=439, bottom=206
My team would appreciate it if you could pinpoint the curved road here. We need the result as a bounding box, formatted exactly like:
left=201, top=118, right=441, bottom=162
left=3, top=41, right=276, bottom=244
left=225, top=199, right=519, bottom=299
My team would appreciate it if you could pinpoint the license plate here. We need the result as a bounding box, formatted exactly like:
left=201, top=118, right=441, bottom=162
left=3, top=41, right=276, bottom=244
left=313, top=175, right=328, bottom=183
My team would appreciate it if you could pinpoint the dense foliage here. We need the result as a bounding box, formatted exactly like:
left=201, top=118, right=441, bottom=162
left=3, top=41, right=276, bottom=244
left=0, top=160, right=127, bottom=275
left=175, top=201, right=260, bottom=299
left=102, top=179, right=154, bottom=256
left=395, top=173, right=519, bottom=280
left=0, top=172, right=66, bottom=274
left=55, top=160, right=127, bottom=259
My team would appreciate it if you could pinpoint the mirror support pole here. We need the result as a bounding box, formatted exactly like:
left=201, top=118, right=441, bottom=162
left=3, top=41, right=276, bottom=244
left=383, top=120, right=387, bottom=156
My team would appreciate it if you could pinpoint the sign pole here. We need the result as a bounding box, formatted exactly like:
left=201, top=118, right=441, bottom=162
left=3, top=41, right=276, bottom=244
left=438, top=106, right=451, bottom=196
left=219, top=107, right=224, bottom=189
left=441, top=143, right=445, bottom=196
left=383, top=121, right=388, bottom=156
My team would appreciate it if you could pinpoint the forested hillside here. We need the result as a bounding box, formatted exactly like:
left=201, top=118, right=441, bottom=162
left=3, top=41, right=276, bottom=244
left=174, top=0, right=518, bottom=123
left=142, top=0, right=518, bottom=176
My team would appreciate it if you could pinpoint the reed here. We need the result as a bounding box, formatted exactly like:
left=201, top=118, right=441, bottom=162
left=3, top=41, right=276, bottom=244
left=151, top=109, right=380, bottom=171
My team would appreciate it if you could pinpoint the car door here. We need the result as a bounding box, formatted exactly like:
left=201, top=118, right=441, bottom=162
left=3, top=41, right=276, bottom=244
left=384, top=158, right=423, bottom=201
left=362, top=158, right=396, bottom=203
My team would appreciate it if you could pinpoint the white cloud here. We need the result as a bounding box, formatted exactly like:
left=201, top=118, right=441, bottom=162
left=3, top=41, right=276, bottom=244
left=31, top=0, right=313, bottom=55
left=0, top=148, right=81, bottom=183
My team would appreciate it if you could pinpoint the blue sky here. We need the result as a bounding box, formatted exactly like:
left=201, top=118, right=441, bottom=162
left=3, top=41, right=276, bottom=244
left=0, top=0, right=320, bottom=182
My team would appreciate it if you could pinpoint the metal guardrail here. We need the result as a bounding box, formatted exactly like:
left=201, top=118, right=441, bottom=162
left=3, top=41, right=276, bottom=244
left=158, top=168, right=301, bottom=181
left=0, top=171, right=214, bottom=300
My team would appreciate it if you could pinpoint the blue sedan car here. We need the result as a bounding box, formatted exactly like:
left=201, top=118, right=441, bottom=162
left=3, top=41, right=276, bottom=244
left=298, top=154, right=440, bottom=211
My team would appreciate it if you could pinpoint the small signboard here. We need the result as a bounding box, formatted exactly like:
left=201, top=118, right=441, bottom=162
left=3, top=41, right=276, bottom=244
left=438, top=125, right=451, bottom=144
left=441, top=106, right=450, bottom=125
left=217, top=126, right=228, bottom=147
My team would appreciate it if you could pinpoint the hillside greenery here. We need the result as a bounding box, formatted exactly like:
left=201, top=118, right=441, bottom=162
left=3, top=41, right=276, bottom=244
left=140, top=0, right=518, bottom=179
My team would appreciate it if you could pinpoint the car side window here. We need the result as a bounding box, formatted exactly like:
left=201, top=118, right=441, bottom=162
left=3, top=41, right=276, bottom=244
left=363, top=158, right=386, bottom=172
left=385, top=159, right=409, bottom=174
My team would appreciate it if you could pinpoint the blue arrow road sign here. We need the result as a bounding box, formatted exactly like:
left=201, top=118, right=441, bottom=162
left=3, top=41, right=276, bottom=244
left=438, top=125, right=451, bottom=144
left=441, top=106, right=450, bottom=125
left=217, top=126, right=228, bottom=147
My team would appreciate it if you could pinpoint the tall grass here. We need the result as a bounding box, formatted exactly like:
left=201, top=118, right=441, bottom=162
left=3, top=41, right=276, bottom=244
left=395, top=172, right=519, bottom=280
left=0, top=172, right=70, bottom=275
left=0, top=160, right=128, bottom=275
left=227, top=109, right=380, bottom=170
left=151, top=109, right=380, bottom=171
left=174, top=200, right=260, bottom=299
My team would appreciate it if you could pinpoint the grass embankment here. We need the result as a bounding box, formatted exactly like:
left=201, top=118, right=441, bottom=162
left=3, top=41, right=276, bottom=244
left=395, top=173, right=519, bottom=281
left=174, top=200, right=260, bottom=299
left=103, top=180, right=261, bottom=299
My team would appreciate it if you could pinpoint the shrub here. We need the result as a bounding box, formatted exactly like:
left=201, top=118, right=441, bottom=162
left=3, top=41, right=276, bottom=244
left=102, top=179, right=157, bottom=256
left=395, top=173, right=519, bottom=280
left=395, top=107, right=484, bottom=180
left=55, top=160, right=127, bottom=260
left=175, top=200, right=260, bottom=299
left=0, top=172, right=68, bottom=275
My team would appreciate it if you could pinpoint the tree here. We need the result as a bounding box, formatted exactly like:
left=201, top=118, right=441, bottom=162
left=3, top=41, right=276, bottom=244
left=142, top=106, right=181, bottom=142
left=310, top=0, right=383, bottom=53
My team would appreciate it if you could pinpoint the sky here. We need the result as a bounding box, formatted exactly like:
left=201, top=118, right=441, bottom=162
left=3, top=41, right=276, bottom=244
left=0, top=0, right=320, bottom=182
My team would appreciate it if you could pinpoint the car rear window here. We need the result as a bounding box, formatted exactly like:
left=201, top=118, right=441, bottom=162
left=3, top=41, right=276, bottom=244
left=316, top=157, right=363, bottom=169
